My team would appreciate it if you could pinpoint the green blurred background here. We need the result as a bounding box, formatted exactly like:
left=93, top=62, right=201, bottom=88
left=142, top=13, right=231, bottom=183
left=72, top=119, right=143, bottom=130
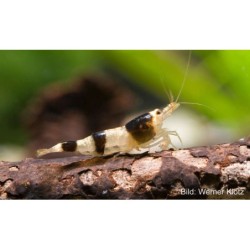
left=0, top=50, right=249, bottom=160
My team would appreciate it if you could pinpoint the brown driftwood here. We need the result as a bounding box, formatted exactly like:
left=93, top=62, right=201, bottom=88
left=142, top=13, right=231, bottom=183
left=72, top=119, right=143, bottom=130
left=0, top=137, right=250, bottom=199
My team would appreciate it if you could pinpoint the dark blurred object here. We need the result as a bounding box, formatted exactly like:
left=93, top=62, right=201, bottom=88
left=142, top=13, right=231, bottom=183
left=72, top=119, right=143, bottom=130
left=23, top=73, right=137, bottom=157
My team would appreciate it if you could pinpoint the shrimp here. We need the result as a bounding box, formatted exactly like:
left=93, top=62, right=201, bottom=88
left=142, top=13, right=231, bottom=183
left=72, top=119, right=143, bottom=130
left=36, top=101, right=180, bottom=157
left=37, top=51, right=192, bottom=157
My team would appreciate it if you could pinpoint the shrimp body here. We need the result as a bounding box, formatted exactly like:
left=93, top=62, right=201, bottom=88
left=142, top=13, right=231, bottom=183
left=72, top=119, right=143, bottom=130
left=37, top=102, right=180, bottom=157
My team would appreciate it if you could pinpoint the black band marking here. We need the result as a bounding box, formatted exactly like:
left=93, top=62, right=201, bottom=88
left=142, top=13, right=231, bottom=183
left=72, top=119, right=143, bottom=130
left=62, top=141, right=77, bottom=152
left=92, top=131, right=106, bottom=154
left=125, top=112, right=155, bottom=143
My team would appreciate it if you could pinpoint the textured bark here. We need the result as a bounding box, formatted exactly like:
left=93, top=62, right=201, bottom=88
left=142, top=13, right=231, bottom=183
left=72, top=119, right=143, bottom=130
left=0, top=137, right=250, bottom=199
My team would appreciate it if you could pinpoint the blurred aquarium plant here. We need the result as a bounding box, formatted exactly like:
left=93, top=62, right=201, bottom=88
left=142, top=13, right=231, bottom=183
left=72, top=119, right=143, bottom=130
left=0, top=50, right=249, bottom=160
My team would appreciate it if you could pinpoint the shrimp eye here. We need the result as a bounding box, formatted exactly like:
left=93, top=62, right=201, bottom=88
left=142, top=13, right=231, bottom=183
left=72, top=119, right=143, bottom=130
left=156, top=110, right=161, bottom=115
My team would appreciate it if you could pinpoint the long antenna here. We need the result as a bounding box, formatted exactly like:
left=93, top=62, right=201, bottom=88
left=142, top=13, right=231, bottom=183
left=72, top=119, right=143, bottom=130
left=160, top=75, right=174, bottom=103
left=179, top=101, right=215, bottom=112
left=176, top=51, right=192, bottom=103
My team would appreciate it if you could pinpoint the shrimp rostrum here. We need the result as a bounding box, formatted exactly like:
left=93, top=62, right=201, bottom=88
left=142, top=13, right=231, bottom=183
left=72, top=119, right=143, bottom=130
left=37, top=102, right=180, bottom=157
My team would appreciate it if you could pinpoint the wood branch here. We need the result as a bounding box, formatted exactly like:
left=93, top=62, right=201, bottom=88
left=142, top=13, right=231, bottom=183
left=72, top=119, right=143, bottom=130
left=0, top=137, right=250, bottom=199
